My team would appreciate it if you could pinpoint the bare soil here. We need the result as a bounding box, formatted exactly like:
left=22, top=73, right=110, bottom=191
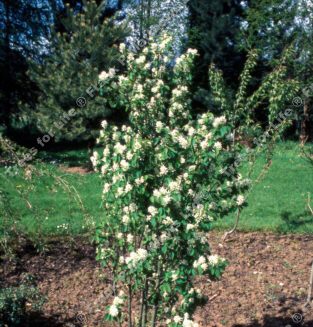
left=1, top=232, right=313, bottom=327
left=59, top=166, right=91, bottom=174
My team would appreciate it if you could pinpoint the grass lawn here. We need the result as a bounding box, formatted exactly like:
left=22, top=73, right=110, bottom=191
left=212, top=142, right=313, bottom=233
left=0, top=142, right=312, bottom=239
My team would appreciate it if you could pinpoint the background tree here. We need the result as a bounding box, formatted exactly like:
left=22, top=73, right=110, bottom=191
left=0, top=0, right=55, bottom=139
left=241, top=0, right=313, bottom=141
left=27, top=0, right=128, bottom=144
left=187, top=0, right=247, bottom=107
left=121, top=0, right=188, bottom=55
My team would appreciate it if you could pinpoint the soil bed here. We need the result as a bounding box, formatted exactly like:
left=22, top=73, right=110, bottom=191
left=1, top=232, right=313, bottom=327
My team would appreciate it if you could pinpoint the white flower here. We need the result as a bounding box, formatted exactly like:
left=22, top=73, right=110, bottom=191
left=198, top=118, right=205, bottom=125
left=90, top=151, right=99, bottom=167
left=160, top=165, right=168, bottom=176
left=188, top=127, right=196, bottom=136
left=117, top=187, right=124, bottom=196
left=236, top=195, right=245, bottom=206
left=98, top=71, right=108, bottom=81
left=108, top=68, right=116, bottom=78
left=178, top=135, right=188, bottom=149
left=120, top=159, right=129, bottom=171
left=137, top=248, right=148, bottom=260
left=103, top=146, right=110, bottom=157
left=188, top=189, right=194, bottom=196
left=174, top=315, right=183, bottom=323
left=169, top=181, right=180, bottom=191
left=198, top=256, right=206, bottom=264
left=183, top=314, right=199, bottom=327
left=200, top=262, right=208, bottom=270
left=122, top=215, right=129, bottom=224
left=186, top=224, right=195, bottom=231
left=213, top=116, right=227, bottom=128
left=103, top=183, right=110, bottom=194
left=172, top=272, right=179, bottom=281
left=172, top=88, right=183, bottom=97
left=118, top=75, right=127, bottom=84
left=160, top=232, right=168, bottom=242
left=125, top=183, right=132, bottom=193
left=109, top=305, right=119, bottom=317
left=180, top=157, right=186, bottom=164
left=119, top=43, right=126, bottom=51
left=125, top=248, right=148, bottom=267
left=114, top=143, right=126, bottom=154
left=208, top=254, right=220, bottom=265
left=176, top=55, right=184, bottom=66
left=127, top=234, right=134, bottom=243
left=119, top=256, right=125, bottom=264
left=113, top=296, right=124, bottom=306
left=129, top=203, right=137, bottom=212
left=187, top=48, right=198, bottom=55
left=117, top=232, right=123, bottom=239
left=126, top=151, right=133, bottom=160
left=135, top=55, right=145, bottom=64
left=189, top=165, right=196, bottom=171
left=112, top=174, right=122, bottom=183
left=112, top=162, right=119, bottom=171
left=163, top=216, right=174, bottom=225
left=134, top=140, right=142, bottom=151
left=200, top=139, right=208, bottom=149
left=162, top=195, right=171, bottom=205
left=214, top=141, right=222, bottom=150
left=135, top=176, right=144, bottom=185
left=101, top=120, right=108, bottom=129
left=148, top=206, right=158, bottom=216
left=156, top=121, right=163, bottom=132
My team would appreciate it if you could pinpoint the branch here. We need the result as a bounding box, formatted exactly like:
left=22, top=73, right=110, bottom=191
left=128, top=284, right=133, bottom=327
left=222, top=208, right=241, bottom=242
left=307, top=193, right=313, bottom=216
left=303, top=260, right=313, bottom=308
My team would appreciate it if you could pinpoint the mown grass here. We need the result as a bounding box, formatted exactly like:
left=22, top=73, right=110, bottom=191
left=213, top=142, right=313, bottom=233
left=0, top=142, right=312, bottom=241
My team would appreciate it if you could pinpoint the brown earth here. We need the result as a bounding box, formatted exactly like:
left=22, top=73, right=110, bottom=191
left=59, top=166, right=91, bottom=174
left=1, top=232, right=313, bottom=327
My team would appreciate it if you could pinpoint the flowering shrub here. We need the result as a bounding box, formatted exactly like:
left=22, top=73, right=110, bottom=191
left=92, top=35, right=248, bottom=326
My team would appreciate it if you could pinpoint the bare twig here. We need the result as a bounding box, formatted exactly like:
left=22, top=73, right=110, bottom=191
left=307, top=193, right=313, bottom=216
left=222, top=208, right=241, bottom=242
left=208, top=291, right=221, bottom=302
left=303, top=261, right=313, bottom=308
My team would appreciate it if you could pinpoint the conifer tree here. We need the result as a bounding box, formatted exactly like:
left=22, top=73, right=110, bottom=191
left=187, top=0, right=246, bottom=93
left=28, top=0, right=128, bottom=143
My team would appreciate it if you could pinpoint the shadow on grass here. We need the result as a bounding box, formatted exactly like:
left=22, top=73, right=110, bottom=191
left=38, top=152, right=90, bottom=167
left=276, top=210, right=313, bottom=233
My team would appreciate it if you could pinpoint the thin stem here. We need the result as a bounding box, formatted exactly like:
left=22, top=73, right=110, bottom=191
left=151, top=261, right=162, bottom=327
left=142, top=279, right=149, bottom=327
left=128, top=284, right=133, bottom=327
left=139, top=279, right=147, bottom=327
left=222, top=208, right=241, bottom=242
left=304, top=261, right=313, bottom=308
left=307, top=193, right=313, bottom=216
